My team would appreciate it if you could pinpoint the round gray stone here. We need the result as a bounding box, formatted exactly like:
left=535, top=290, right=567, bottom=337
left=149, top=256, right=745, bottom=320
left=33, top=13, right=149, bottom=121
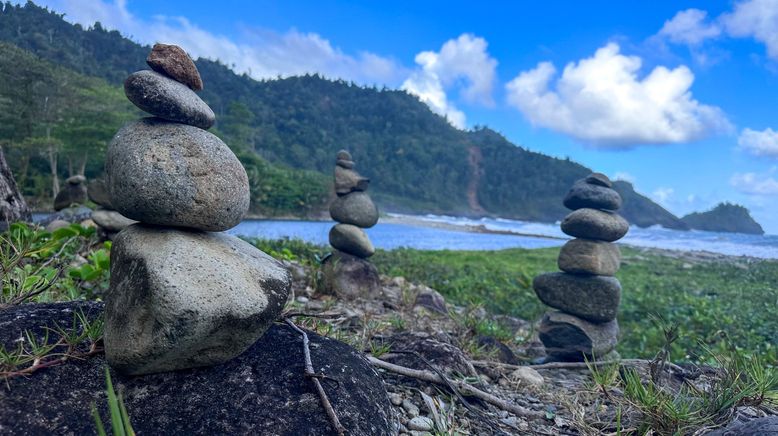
left=91, top=209, right=137, bottom=232
left=533, top=272, right=621, bottom=323
left=337, top=149, right=352, bottom=160
left=319, top=250, right=381, bottom=300
left=104, top=224, right=291, bottom=375
left=87, top=178, right=113, bottom=209
left=329, top=192, right=378, bottom=228
left=539, top=311, right=619, bottom=361
left=561, top=208, right=629, bottom=242
left=564, top=180, right=622, bottom=211
left=707, top=416, right=778, bottom=436
left=558, top=238, right=621, bottom=276
left=106, top=118, right=249, bottom=231
left=124, top=70, right=215, bottom=129
left=329, top=223, right=375, bottom=258
left=585, top=172, right=612, bottom=188
left=337, top=159, right=355, bottom=169
left=335, top=166, right=369, bottom=196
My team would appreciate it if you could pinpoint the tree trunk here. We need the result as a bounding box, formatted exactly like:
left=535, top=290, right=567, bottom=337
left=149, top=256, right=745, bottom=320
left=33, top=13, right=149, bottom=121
left=0, top=146, right=32, bottom=231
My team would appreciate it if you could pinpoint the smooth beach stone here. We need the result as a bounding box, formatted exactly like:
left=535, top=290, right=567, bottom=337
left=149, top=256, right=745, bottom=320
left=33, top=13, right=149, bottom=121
left=336, top=158, right=355, bottom=169
left=124, top=70, right=215, bottom=129
left=539, top=311, right=619, bottom=361
left=146, top=43, right=203, bottom=91
left=329, top=223, right=375, bottom=258
left=533, top=272, right=621, bottom=323
left=563, top=180, right=622, bottom=211
left=329, top=191, right=379, bottom=228
left=585, top=172, right=612, bottom=188
left=561, top=208, right=629, bottom=242
left=335, top=165, right=370, bottom=196
left=106, top=118, right=249, bottom=231
left=90, top=209, right=137, bottom=232
left=558, top=238, right=621, bottom=276
left=104, top=225, right=291, bottom=375
left=319, top=250, right=381, bottom=300
left=337, top=149, right=352, bottom=161
left=87, top=178, right=113, bottom=209
left=53, top=176, right=87, bottom=211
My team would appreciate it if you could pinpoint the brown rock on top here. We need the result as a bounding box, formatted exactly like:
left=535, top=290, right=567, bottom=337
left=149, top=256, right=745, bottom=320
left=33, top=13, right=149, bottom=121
left=147, top=43, right=204, bottom=91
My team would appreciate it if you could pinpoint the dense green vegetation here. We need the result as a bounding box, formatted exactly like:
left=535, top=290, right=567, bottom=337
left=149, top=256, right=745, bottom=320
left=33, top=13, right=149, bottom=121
left=0, top=1, right=702, bottom=226
left=682, top=202, right=765, bottom=235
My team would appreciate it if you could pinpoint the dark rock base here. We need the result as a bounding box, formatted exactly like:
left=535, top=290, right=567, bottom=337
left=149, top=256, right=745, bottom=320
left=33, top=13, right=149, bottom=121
left=319, top=251, right=381, bottom=300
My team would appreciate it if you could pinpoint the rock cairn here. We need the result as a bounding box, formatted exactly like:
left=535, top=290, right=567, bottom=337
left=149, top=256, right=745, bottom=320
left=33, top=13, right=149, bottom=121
left=53, top=175, right=87, bottom=211
left=320, top=150, right=381, bottom=299
left=533, top=173, right=628, bottom=361
left=103, top=44, right=291, bottom=375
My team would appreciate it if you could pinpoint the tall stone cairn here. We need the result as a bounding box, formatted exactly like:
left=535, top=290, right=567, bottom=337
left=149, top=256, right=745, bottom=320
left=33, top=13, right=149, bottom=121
left=320, top=150, right=381, bottom=299
left=102, top=43, right=291, bottom=375
left=533, top=173, right=628, bottom=361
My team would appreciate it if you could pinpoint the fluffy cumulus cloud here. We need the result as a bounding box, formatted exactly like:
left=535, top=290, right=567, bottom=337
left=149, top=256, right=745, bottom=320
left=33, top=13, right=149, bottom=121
left=659, top=9, right=722, bottom=45
left=33, top=0, right=405, bottom=85
left=402, top=34, right=498, bottom=129
left=730, top=172, right=778, bottom=195
left=505, top=43, right=731, bottom=147
left=738, top=128, right=778, bottom=157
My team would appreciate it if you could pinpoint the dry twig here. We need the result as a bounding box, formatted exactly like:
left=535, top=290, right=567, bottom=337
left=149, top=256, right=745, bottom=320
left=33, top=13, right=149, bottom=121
left=471, top=358, right=688, bottom=375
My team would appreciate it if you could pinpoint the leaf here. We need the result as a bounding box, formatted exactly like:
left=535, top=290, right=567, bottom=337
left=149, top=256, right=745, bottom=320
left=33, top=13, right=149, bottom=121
left=52, top=226, right=79, bottom=240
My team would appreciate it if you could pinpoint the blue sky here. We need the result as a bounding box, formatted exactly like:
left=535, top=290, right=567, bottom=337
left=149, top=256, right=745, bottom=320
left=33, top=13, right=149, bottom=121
left=33, top=0, right=778, bottom=233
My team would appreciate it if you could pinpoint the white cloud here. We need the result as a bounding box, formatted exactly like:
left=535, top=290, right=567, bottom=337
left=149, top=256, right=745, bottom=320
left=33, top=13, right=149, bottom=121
left=402, top=34, right=498, bottom=129
left=730, top=172, right=778, bottom=195
left=659, top=9, right=722, bottom=45
left=505, top=43, right=731, bottom=147
left=721, top=0, right=778, bottom=59
left=34, top=0, right=405, bottom=85
left=652, top=187, right=675, bottom=204
left=738, top=128, right=778, bottom=157
left=612, top=172, right=636, bottom=183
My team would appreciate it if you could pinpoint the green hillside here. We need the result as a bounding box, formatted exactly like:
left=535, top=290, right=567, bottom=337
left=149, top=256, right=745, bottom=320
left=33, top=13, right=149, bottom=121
left=682, top=203, right=764, bottom=235
left=0, top=1, right=703, bottom=226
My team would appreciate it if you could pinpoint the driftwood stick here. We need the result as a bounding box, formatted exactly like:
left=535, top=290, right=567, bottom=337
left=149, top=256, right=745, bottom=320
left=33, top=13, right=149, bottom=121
left=367, top=355, right=546, bottom=419
left=284, top=319, right=346, bottom=436
left=471, top=358, right=688, bottom=375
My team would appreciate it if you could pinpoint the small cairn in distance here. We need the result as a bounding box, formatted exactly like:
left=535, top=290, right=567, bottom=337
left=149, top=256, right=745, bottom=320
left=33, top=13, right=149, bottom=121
left=533, top=173, right=628, bottom=362
left=320, top=150, right=381, bottom=299
left=102, top=43, right=291, bottom=375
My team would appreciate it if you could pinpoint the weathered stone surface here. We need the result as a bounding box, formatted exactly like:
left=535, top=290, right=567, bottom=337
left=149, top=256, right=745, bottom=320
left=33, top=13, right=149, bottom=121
left=319, top=250, right=381, bottom=299
left=539, top=311, right=619, bottom=361
left=106, top=118, right=249, bottom=231
left=510, top=366, right=545, bottom=387
left=558, top=238, right=621, bottom=276
left=414, top=287, right=447, bottom=314
left=381, top=331, right=474, bottom=376
left=91, top=209, right=137, bottom=232
left=330, top=192, right=379, bottom=228
left=146, top=43, right=204, bottom=91
left=87, top=178, right=113, bottom=209
left=124, top=70, right=215, bottom=129
left=0, top=301, right=393, bottom=436
left=329, top=223, right=375, bottom=258
left=533, top=272, right=621, bottom=323
left=337, top=158, right=355, bottom=169
left=564, top=180, right=622, bottom=211
left=104, top=225, right=291, bottom=375
left=0, top=145, right=31, bottom=230
left=53, top=176, right=87, bottom=211
left=337, top=149, right=352, bottom=160
left=585, top=172, right=612, bottom=188
left=707, top=416, right=778, bottom=435
left=335, top=165, right=370, bottom=196
left=561, top=208, right=629, bottom=242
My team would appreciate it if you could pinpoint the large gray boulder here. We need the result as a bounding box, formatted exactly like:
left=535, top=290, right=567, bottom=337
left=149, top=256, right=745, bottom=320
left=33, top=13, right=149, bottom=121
left=533, top=272, right=621, bottom=323
left=106, top=118, right=249, bottom=231
left=561, top=208, right=629, bottom=242
left=124, top=70, right=215, bottom=129
left=539, top=311, right=619, bottom=361
left=329, top=223, right=375, bottom=258
left=0, top=301, right=394, bottom=436
left=329, top=192, right=379, bottom=228
left=104, top=224, right=291, bottom=375
left=557, top=238, right=621, bottom=276
left=319, top=250, right=381, bottom=300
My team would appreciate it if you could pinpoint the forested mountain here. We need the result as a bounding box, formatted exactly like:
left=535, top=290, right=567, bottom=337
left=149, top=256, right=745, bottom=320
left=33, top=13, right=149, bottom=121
left=681, top=203, right=764, bottom=235
left=0, top=1, right=722, bottom=227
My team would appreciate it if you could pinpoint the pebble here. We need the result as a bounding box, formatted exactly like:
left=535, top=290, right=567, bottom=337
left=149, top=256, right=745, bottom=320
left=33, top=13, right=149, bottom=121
left=510, top=366, right=545, bottom=387
left=388, top=393, right=403, bottom=406
left=402, top=399, right=420, bottom=418
left=406, top=416, right=434, bottom=432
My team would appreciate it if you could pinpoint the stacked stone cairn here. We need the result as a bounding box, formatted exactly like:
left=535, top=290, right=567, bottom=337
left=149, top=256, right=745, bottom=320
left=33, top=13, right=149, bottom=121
left=103, top=43, right=291, bottom=375
left=53, top=175, right=87, bottom=211
left=320, top=150, right=381, bottom=298
left=533, top=173, right=628, bottom=361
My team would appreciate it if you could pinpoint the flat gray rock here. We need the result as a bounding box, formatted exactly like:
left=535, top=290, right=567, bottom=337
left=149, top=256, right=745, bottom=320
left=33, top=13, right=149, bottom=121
left=104, top=224, right=291, bottom=375
left=329, top=191, right=379, bottom=228
left=124, top=70, right=214, bottom=129
left=335, top=165, right=370, bottom=196
left=330, top=223, right=375, bottom=258
left=558, top=238, right=621, bottom=276
left=87, top=178, right=113, bottom=209
left=561, top=208, right=629, bottom=242
left=106, top=118, right=249, bottom=231
left=337, top=158, right=355, bottom=169
left=91, top=209, right=137, bottom=232
left=539, top=311, right=619, bottom=361
left=319, top=250, right=381, bottom=300
left=563, top=180, right=622, bottom=211
left=533, top=272, right=621, bottom=323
